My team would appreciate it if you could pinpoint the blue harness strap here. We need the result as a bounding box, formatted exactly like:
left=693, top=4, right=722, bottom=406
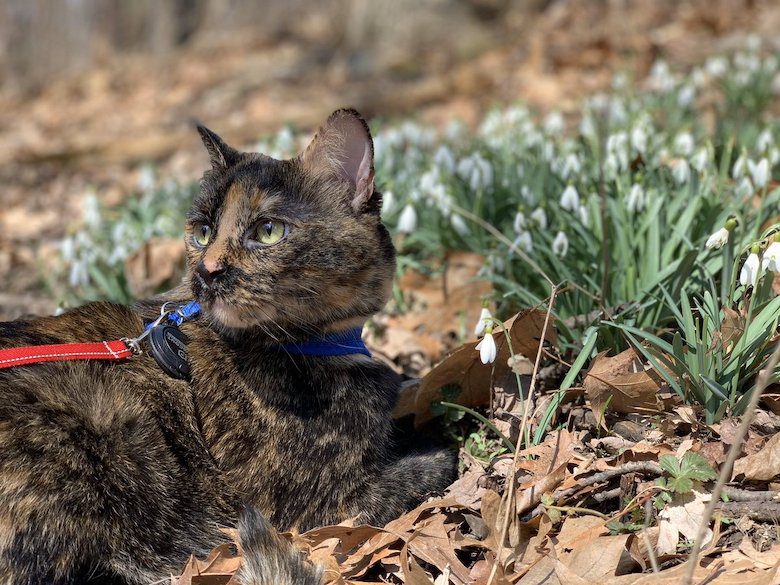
left=147, top=302, right=370, bottom=357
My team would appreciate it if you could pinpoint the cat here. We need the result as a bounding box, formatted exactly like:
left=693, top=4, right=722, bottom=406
left=0, top=109, right=456, bottom=584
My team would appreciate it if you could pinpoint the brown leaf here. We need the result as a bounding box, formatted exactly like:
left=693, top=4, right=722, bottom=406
left=657, top=489, right=712, bottom=556
left=584, top=349, right=663, bottom=422
left=124, top=237, right=185, bottom=297
left=733, top=432, right=780, bottom=481
left=394, top=308, right=556, bottom=426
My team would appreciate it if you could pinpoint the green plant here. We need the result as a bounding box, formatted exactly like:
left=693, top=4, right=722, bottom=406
left=656, top=452, right=717, bottom=495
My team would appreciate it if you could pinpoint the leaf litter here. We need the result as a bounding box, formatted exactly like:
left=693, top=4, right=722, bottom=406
left=172, top=304, right=780, bottom=584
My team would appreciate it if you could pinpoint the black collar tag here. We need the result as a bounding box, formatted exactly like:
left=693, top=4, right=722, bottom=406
left=148, top=325, right=191, bottom=381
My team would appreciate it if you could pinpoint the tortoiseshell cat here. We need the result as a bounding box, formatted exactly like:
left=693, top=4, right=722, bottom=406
left=0, top=109, right=455, bottom=584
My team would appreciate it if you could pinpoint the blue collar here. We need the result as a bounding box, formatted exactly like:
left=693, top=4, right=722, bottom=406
left=152, top=301, right=370, bottom=358
left=280, top=326, right=371, bottom=358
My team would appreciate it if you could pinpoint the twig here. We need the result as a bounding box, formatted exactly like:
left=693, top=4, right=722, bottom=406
left=544, top=505, right=609, bottom=519
left=714, top=501, right=780, bottom=522
left=486, top=284, right=559, bottom=585
left=592, top=487, right=622, bottom=503
left=683, top=341, right=780, bottom=585
left=721, top=487, right=780, bottom=502
left=553, top=461, right=664, bottom=500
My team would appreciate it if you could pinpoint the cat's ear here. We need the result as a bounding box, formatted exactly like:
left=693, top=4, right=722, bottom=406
left=302, top=109, right=377, bottom=214
left=196, top=125, right=241, bottom=171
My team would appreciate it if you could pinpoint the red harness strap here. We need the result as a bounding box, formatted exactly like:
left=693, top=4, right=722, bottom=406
left=0, top=340, right=132, bottom=369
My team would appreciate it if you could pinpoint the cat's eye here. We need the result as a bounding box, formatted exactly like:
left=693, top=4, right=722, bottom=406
left=253, top=221, right=287, bottom=246
left=193, top=223, right=212, bottom=247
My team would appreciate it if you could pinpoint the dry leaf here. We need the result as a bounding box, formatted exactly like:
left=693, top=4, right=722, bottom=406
left=732, top=432, right=780, bottom=481
left=584, top=349, right=663, bottom=422
left=394, top=308, right=556, bottom=425
left=657, top=488, right=712, bottom=556
left=124, top=237, right=185, bottom=297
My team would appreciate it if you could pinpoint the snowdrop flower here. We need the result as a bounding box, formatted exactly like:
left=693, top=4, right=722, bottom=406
left=705, top=227, right=729, bottom=250
left=691, top=147, right=710, bottom=173
left=677, top=84, right=695, bottom=108
left=757, top=129, right=774, bottom=153
left=705, top=219, right=737, bottom=250
left=626, top=183, right=646, bottom=213
left=520, top=185, right=532, bottom=203
left=82, top=193, right=102, bottom=229
left=434, top=146, right=456, bottom=173
left=732, top=151, right=748, bottom=179
left=531, top=207, right=548, bottom=230
left=544, top=111, right=565, bottom=134
left=474, top=305, right=492, bottom=337
left=673, top=160, right=691, bottom=184
left=60, top=237, right=75, bottom=263
left=381, top=191, right=395, bottom=215
left=736, top=177, right=754, bottom=198
left=705, top=56, right=728, bottom=78
left=578, top=204, right=590, bottom=227
left=631, top=125, right=648, bottom=154
left=650, top=60, right=675, bottom=93
left=397, top=204, right=417, bottom=233
left=137, top=165, right=155, bottom=192
left=762, top=240, right=780, bottom=272
left=475, top=328, right=497, bottom=364
left=513, top=211, right=526, bottom=234
left=451, top=214, right=470, bottom=236
left=552, top=231, right=569, bottom=257
left=512, top=231, right=533, bottom=254
left=739, top=248, right=763, bottom=287
left=560, top=153, right=582, bottom=179
left=674, top=132, right=695, bottom=156
left=560, top=185, right=579, bottom=211
left=748, top=158, right=769, bottom=188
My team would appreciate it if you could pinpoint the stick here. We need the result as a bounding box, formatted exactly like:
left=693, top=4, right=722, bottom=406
left=682, top=341, right=780, bottom=585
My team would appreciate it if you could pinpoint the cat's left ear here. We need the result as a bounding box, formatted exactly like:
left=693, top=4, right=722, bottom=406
left=302, top=109, right=377, bottom=214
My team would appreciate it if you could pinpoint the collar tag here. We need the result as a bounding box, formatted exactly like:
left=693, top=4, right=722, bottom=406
left=148, top=325, right=191, bottom=380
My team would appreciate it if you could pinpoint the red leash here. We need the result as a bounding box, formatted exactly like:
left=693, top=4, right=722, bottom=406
left=0, top=340, right=133, bottom=369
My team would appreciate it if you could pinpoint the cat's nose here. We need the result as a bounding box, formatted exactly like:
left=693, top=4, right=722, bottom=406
left=197, top=260, right=226, bottom=287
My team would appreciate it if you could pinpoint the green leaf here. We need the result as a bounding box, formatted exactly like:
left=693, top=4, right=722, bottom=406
left=667, top=475, right=694, bottom=494
left=679, top=452, right=717, bottom=482
left=659, top=454, right=681, bottom=477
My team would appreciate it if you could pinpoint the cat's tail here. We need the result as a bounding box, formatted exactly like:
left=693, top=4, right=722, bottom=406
left=236, top=508, right=322, bottom=585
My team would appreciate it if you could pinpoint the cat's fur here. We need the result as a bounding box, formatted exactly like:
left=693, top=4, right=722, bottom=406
left=0, top=109, right=455, bottom=584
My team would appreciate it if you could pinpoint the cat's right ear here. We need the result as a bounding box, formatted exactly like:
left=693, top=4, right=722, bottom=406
left=196, top=125, right=241, bottom=171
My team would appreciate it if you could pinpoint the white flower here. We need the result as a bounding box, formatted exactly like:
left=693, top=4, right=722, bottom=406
left=544, top=111, right=565, bottom=134
left=397, top=204, right=417, bottom=233
left=762, top=241, right=780, bottom=272
left=691, top=147, right=709, bottom=172
left=736, top=177, right=754, bottom=198
left=748, top=158, right=769, bottom=188
left=674, top=132, right=695, bottom=156
left=757, top=129, right=774, bottom=153
left=677, top=84, right=695, bottom=107
left=650, top=60, right=675, bottom=93
left=578, top=204, right=590, bottom=227
left=82, top=193, right=102, bottom=228
left=434, top=146, right=455, bottom=173
left=673, top=160, right=691, bottom=185
left=531, top=207, right=547, bottom=230
left=513, top=212, right=526, bottom=234
left=475, top=332, right=497, bottom=364
left=512, top=231, right=533, bottom=254
left=733, top=153, right=747, bottom=179
left=137, top=165, right=156, bottom=192
left=705, top=227, right=730, bottom=249
left=560, top=153, right=582, bottom=179
left=631, top=126, right=648, bottom=154
left=705, top=56, right=728, bottom=78
left=626, top=183, right=646, bottom=213
left=552, top=231, right=569, bottom=257
left=560, top=185, right=579, bottom=211
left=451, top=214, right=470, bottom=236
left=474, top=307, right=492, bottom=337
left=381, top=191, right=395, bottom=215
left=739, top=252, right=763, bottom=287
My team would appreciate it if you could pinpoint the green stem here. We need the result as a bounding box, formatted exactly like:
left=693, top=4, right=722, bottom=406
left=439, top=401, right=516, bottom=453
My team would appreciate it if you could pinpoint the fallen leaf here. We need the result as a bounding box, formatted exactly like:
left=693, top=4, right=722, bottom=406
left=657, top=488, right=712, bottom=556
left=394, top=307, right=556, bottom=426
left=584, top=349, right=664, bottom=423
left=733, top=432, right=780, bottom=481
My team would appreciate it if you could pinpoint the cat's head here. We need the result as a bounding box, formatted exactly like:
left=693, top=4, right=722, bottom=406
left=185, top=109, right=396, bottom=339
